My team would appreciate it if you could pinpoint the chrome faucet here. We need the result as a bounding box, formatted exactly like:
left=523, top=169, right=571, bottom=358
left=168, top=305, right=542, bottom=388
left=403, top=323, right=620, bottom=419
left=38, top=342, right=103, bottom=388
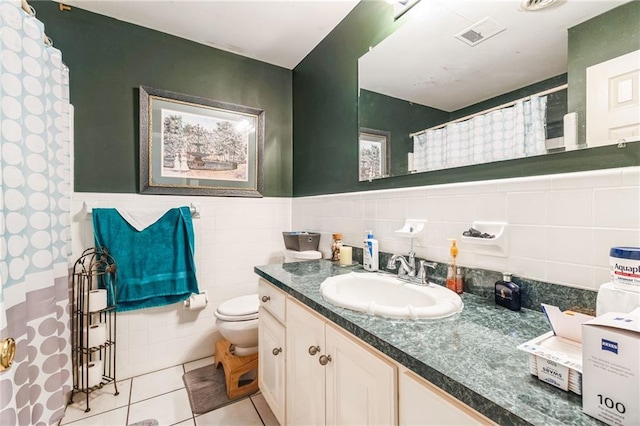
left=387, top=252, right=437, bottom=285
left=387, top=252, right=416, bottom=276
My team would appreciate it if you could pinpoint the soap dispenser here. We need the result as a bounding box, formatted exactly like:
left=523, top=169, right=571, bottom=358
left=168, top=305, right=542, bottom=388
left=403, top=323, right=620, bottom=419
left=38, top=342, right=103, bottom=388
left=494, top=273, right=521, bottom=311
left=446, top=239, right=459, bottom=292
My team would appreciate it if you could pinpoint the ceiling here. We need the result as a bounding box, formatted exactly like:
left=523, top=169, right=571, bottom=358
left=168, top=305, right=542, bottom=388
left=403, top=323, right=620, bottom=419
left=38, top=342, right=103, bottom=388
left=58, top=0, right=361, bottom=69
left=359, top=0, right=632, bottom=112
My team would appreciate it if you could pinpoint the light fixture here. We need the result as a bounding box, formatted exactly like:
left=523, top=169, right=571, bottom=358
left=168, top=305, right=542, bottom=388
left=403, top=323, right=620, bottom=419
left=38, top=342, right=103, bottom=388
left=520, top=0, right=559, bottom=11
left=389, top=0, right=421, bottom=20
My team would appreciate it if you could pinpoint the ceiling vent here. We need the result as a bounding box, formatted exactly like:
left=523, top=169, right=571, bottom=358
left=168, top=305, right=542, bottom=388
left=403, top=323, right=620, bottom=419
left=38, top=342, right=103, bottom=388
left=455, top=17, right=506, bottom=47
left=520, top=0, right=558, bottom=11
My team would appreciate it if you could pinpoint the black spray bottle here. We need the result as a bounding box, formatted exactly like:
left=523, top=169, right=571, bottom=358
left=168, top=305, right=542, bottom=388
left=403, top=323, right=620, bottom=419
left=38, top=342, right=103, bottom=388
left=494, top=272, right=521, bottom=311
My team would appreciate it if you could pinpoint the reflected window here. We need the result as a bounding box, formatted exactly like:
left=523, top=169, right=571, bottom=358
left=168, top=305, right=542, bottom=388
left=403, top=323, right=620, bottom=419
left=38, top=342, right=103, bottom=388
left=359, top=128, right=390, bottom=181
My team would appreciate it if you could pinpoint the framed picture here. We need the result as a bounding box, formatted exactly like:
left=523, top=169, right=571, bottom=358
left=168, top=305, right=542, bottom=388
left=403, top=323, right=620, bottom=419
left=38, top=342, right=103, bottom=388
left=139, top=86, right=264, bottom=197
left=359, top=128, right=390, bottom=181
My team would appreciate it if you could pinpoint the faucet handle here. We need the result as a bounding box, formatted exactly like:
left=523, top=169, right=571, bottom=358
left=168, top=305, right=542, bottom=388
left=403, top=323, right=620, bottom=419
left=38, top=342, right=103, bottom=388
left=417, top=260, right=437, bottom=285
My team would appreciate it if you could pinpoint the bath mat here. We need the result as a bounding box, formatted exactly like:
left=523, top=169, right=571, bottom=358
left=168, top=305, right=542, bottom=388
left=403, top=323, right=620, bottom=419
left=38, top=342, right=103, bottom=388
left=128, top=420, right=158, bottom=426
left=182, top=364, right=255, bottom=415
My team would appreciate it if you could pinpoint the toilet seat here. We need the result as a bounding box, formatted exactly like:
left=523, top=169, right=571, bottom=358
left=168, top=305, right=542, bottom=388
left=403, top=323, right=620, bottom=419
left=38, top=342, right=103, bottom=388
left=215, top=294, right=259, bottom=322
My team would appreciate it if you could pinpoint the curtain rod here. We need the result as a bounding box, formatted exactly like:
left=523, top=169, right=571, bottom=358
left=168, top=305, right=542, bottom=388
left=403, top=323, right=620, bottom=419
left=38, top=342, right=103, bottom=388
left=409, top=84, right=568, bottom=138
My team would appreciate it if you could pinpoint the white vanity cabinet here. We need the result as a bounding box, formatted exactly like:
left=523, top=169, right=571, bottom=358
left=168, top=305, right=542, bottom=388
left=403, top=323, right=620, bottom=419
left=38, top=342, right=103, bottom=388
left=286, top=298, right=397, bottom=426
left=258, top=279, right=287, bottom=425
left=257, top=278, right=494, bottom=426
left=399, top=369, right=496, bottom=426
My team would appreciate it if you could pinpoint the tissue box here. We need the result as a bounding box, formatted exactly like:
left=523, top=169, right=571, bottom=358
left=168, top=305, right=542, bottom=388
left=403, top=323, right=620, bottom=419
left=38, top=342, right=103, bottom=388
left=582, top=308, right=640, bottom=426
left=282, top=232, right=320, bottom=251
left=517, top=304, right=593, bottom=394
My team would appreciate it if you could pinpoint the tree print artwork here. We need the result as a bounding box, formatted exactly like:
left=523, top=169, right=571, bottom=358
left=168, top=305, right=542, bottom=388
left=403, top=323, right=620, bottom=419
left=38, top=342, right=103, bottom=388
left=160, top=109, right=252, bottom=182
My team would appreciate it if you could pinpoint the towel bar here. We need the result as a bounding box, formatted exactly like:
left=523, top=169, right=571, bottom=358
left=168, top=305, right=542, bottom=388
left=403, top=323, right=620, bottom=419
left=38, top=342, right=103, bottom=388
left=83, top=202, right=201, bottom=219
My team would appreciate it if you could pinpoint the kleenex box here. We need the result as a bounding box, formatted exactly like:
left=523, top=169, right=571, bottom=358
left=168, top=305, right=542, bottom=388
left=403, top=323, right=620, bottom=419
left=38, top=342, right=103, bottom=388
left=582, top=307, right=640, bottom=426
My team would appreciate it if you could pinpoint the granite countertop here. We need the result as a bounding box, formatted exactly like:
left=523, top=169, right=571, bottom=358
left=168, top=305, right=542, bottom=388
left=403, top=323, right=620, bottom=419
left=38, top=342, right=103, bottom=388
left=254, top=260, right=602, bottom=426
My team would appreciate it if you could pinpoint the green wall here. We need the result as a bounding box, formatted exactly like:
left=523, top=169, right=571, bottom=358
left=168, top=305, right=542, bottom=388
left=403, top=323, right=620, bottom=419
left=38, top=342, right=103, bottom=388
left=293, top=1, right=640, bottom=197
left=36, top=2, right=293, bottom=197
left=568, top=1, right=640, bottom=146
left=292, top=1, right=400, bottom=195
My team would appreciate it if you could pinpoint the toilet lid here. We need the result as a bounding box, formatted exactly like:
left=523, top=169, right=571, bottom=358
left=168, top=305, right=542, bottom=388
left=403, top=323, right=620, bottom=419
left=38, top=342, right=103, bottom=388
left=216, top=294, right=259, bottom=321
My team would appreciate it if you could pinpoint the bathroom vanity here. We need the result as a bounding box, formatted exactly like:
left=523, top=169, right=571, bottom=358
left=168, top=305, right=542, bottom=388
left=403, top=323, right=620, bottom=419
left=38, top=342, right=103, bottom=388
left=255, top=260, right=601, bottom=426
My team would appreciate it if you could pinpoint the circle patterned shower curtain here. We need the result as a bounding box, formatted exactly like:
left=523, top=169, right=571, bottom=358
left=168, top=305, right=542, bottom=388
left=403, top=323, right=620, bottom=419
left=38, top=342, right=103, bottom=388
left=0, top=0, right=73, bottom=424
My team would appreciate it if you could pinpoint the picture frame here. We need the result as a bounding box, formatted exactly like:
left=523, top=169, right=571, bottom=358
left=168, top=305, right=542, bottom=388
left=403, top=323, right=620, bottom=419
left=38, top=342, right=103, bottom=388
left=359, top=128, right=390, bottom=181
left=139, top=86, right=265, bottom=197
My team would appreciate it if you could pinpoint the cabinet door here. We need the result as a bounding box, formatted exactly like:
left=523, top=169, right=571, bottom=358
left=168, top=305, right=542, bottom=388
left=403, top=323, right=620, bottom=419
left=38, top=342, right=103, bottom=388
left=286, top=299, right=326, bottom=426
left=325, top=324, right=397, bottom=426
left=258, top=308, right=286, bottom=425
left=399, top=370, right=495, bottom=426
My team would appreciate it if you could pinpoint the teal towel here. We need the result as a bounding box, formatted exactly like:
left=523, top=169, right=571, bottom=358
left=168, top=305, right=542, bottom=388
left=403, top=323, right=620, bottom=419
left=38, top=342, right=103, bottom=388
left=92, top=206, right=198, bottom=312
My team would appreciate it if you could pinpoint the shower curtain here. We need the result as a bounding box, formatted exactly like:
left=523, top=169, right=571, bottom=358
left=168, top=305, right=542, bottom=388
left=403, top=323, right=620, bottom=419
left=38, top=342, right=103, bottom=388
left=413, top=96, right=547, bottom=172
left=0, top=1, right=73, bottom=424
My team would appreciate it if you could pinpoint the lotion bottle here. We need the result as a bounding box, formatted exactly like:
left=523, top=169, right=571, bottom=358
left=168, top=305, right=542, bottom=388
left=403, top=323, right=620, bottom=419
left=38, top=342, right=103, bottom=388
left=363, top=230, right=379, bottom=271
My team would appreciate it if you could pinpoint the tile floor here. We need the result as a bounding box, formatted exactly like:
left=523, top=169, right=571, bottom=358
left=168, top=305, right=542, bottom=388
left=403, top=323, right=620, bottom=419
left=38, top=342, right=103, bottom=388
left=60, top=357, right=278, bottom=426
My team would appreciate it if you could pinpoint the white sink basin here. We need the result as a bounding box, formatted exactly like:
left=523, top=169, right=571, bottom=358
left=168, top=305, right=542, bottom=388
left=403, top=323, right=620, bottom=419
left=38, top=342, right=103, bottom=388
left=320, top=272, right=463, bottom=320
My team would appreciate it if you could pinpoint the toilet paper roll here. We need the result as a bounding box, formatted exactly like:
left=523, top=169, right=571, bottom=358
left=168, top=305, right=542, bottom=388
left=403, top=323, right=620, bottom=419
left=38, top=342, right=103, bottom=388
left=83, top=323, right=107, bottom=348
left=596, top=282, right=640, bottom=316
left=87, top=289, right=107, bottom=312
left=185, top=293, right=207, bottom=310
left=84, top=360, right=103, bottom=388
left=563, top=112, right=578, bottom=151
left=407, top=153, right=415, bottom=172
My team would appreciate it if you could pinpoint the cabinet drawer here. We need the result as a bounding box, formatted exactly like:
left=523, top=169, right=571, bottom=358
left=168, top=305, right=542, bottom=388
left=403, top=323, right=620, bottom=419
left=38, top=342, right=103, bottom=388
left=258, top=279, right=286, bottom=324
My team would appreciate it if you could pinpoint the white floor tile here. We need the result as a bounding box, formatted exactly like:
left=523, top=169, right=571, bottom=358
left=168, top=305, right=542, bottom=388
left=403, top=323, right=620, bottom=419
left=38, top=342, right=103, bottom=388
left=61, top=379, right=132, bottom=425
left=195, top=398, right=262, bottom=426
left=172, top=419, right=196, bottom=426
left=250, top=393, right=279, bottom=426
left=131, top=365, right=186, bottom=403
left=183, top=356, right=215, bottom=372
left=62, top=406, right=128, bottom=426
left=128, top=388, right=193, bottom=426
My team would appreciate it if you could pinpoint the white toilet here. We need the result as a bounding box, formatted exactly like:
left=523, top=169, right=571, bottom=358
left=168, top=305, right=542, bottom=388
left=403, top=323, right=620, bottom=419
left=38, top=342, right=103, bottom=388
left=214, top=294, right=259, bottom=356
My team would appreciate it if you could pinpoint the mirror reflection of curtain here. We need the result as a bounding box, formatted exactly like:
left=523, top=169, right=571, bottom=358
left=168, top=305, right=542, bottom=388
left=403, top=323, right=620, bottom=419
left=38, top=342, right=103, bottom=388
left=0, top=2, right=72, bottom=424
left=413, top=96, right=547, bottom=171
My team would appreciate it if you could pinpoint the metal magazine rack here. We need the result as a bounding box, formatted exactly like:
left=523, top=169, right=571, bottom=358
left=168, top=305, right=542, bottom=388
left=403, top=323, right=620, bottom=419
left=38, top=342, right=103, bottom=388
left=69, top=247, right=118, bottom=412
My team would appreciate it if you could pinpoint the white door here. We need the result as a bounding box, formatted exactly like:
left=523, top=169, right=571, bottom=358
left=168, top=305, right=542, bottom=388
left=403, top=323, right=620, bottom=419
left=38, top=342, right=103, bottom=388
left=258, top=308, right=286, bottom=425
left=586, top=49, right=640, bottom=147
left=325, top=324, right=397, bottom=426
left=286, top=299, right=326, bottom=426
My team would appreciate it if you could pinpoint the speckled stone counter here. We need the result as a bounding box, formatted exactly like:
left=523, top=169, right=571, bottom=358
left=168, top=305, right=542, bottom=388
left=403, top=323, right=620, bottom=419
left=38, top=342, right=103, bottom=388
left=254, top=260, right=603, bottom=426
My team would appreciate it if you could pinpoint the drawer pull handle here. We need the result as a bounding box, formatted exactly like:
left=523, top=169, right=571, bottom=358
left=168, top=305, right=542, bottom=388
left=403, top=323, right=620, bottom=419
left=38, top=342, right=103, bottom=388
left=261, top=296, right=271, bottom=303
left=308, top=345, right=320, bottom=356
left=272, top=347, right=282, bottom=356
left=319, top=354, right=332, bottom=366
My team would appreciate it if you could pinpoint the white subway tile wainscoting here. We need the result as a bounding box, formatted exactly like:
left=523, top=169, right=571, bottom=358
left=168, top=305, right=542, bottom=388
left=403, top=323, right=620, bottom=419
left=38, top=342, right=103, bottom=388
left=293, top=166, right=640, bottom=291
left=71, top=194, right=291, bottom=379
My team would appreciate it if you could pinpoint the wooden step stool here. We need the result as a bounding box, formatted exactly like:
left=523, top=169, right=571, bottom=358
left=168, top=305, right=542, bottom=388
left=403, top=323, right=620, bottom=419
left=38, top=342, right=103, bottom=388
left=214, top=339, right=259, bottom=400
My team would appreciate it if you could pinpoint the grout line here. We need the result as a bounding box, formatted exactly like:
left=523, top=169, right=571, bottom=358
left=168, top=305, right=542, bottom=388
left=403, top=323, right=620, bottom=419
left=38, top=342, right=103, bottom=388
left=249, top=394, right=266, bottom=426
left=129, top=387, right=187, bottom=406
left=126, top=377, right=133, bottom=426
left=182, top=362, right=197, bottom=426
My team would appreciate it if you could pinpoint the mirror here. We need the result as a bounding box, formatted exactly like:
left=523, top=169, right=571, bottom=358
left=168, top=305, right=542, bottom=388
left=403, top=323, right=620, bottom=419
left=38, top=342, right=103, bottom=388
left=358, top=0, right=637, bottom=180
